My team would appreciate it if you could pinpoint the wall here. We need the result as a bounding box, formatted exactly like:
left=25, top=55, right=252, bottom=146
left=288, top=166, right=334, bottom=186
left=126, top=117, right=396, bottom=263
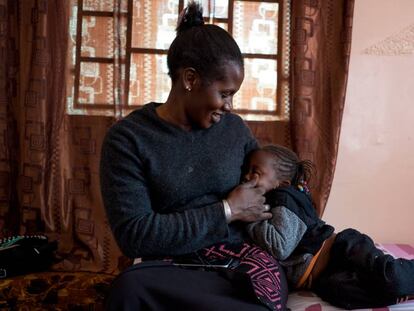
left=324, top=0, right=414, bottom=244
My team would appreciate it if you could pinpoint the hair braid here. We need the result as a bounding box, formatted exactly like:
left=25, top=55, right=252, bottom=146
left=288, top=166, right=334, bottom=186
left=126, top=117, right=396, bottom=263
left=261, top=145, right=316, bottom=191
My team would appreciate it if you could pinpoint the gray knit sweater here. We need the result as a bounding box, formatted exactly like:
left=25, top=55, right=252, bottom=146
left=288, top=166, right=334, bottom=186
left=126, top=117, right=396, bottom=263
left=100, top=102, right=257, bottom=259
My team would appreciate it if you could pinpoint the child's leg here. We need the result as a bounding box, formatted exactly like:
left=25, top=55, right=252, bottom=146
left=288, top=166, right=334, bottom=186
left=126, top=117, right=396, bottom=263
left=312, top=268, right=395, bottom=309
left=331, top=228, right=414, bottom=300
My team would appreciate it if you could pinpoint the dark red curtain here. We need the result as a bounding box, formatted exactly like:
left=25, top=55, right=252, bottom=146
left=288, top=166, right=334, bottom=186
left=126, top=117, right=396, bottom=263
left=290, top=0, right=355, bottom=216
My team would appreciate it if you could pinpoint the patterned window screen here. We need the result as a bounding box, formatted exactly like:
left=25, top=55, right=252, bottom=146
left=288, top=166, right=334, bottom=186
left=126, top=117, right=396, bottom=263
left=67, top=0, right=291, bottom=121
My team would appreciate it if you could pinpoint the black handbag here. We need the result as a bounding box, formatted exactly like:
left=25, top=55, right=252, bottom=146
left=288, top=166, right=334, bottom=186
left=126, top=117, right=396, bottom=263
left=0, top=235, right=58, bottom=279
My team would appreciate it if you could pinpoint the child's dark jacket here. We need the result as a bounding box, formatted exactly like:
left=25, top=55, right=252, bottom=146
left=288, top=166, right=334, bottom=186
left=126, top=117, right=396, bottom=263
left=247, top=186, right=334, bottom=287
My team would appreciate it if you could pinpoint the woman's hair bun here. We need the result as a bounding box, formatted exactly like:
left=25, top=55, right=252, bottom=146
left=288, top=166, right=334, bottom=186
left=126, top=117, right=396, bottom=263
left=176, top=1, right=204, bottom=34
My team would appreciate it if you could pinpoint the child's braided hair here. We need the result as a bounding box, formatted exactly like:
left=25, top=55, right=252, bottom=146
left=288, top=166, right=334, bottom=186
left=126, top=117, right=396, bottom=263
left=261, top=145, right=316, bottom=193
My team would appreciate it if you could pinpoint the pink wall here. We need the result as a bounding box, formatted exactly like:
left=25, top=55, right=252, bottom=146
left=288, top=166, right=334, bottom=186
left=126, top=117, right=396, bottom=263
left=324, top=0, right=414, bottom=244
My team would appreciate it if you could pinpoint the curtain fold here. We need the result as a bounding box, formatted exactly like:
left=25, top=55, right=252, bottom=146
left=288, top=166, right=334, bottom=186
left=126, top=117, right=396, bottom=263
left=16, top=0, right=69, bottom=238
left=0, top=0, right=20, bottom=237
left=290, top=0, right=354, bottom=216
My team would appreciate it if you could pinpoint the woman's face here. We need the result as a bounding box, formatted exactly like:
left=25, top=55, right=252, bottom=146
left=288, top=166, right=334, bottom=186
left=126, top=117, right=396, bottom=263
left=184, top=62, right=244, bottom=129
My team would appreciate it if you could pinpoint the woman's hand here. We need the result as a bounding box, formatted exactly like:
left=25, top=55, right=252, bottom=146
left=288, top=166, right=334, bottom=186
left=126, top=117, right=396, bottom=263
left=226, top=176, right=272, bottom=223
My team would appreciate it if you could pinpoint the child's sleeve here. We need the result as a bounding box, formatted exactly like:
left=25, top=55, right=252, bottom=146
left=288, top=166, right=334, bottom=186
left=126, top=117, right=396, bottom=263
left=246, top=206, right=307, bottom=260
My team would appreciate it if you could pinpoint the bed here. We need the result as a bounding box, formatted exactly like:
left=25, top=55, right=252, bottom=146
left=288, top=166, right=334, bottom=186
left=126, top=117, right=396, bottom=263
left=287, top=243, right=414, bottom=311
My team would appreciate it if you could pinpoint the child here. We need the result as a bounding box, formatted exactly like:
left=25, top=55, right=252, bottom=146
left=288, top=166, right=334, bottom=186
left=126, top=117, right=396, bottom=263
left=244, top=144, right=414, bottom=309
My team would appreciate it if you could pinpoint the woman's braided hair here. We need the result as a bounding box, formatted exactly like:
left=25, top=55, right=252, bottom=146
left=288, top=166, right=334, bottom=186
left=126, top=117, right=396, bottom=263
left=261, top=145, right=316, bottom=192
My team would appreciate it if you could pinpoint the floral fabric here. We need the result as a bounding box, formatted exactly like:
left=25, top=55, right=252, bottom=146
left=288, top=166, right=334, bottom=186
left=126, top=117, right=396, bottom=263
left=0, top=272, right=114, bottom=311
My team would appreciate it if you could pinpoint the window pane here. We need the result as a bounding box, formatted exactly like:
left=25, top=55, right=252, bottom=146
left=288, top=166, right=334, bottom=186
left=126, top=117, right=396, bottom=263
left=215, top=22, right=228, bottom=31
left=132, top=0, right=179, bottom=49
left=129, top=53, right=170, bottom=106
left=81, top=16, right=115, bottom=58
left=83, top=0, right=113, bottom=11
left=201, top=0, right=228, bottom=18
left=234, top=58, right=277, bottom=111
left=79, top=62, right=115, bottom=105
left=83, top=0, right=128, bottom=12
left=233, top=1, right=278, bottom=54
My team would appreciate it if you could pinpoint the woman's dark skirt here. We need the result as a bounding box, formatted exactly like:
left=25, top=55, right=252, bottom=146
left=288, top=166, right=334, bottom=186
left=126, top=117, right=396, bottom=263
left=105, top=243, right=288, bottom=311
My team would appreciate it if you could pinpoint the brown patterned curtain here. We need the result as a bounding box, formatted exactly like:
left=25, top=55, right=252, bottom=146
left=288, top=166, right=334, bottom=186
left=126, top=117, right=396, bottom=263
left=0, top=0, right=18, bottom=237
left=0, top=0, right=124, bottom=274
left=0, top=0, right=69, bottom=237
left=290, top=0, right=354, bottom=216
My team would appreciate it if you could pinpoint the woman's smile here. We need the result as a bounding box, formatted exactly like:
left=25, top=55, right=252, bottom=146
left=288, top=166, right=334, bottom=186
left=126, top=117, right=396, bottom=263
left=211, top=112, right=223, bottom=123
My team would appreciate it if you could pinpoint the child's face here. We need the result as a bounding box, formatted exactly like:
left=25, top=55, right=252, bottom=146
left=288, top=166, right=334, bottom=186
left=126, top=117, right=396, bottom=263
left=244, top=150, right=280, bottom=192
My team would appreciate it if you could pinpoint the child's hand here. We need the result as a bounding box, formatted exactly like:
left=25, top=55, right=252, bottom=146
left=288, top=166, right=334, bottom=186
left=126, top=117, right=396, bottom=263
left=226, top=176, right=272, bottom=223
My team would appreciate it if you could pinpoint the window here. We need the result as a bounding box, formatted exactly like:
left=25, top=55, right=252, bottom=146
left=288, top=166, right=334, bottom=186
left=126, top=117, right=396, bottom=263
left=67, top=0, right=291, bottom=121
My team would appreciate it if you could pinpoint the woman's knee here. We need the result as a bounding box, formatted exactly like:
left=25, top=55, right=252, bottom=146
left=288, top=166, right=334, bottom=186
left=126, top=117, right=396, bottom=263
left=105, top=268, right=145, bottom=310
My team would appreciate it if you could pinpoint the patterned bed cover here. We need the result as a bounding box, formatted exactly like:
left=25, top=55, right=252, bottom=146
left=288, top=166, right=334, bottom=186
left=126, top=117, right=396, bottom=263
left=287, top=243, right=414, bottom=311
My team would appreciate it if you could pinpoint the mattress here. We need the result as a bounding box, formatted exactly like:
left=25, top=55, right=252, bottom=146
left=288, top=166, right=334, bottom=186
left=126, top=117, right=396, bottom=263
left=287, top=243, right=414, bottom=311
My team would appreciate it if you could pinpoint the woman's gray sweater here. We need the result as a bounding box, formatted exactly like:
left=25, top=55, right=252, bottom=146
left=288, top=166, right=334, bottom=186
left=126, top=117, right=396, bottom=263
left=100, top=102, right=257, bottom=259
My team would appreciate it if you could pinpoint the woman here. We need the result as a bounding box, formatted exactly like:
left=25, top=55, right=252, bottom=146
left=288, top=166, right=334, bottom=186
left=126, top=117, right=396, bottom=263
left=100, top=2, right=288, bottom=310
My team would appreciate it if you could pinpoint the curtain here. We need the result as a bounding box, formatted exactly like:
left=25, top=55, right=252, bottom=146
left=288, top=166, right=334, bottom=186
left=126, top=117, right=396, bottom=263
left=290, top=0, right=354, bottom=216
left=0, top=0, right=19, bottom=237
left=0, top=0, right=125, bottom=274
